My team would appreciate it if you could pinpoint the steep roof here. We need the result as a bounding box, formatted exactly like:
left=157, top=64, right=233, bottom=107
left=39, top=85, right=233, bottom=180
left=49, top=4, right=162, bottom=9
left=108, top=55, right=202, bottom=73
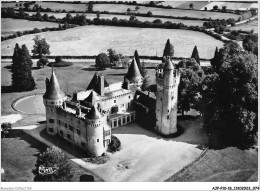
left=83, top=90, right=99, bottom=104
left=87, top=105, right=103, bottom=120
left=86, top=73, right=109, bottom=91
left=125, top=58, right=142, bottom=83
left=43, top=70, right=66, bottom=100
left=163, top=57, right=174, bottom=70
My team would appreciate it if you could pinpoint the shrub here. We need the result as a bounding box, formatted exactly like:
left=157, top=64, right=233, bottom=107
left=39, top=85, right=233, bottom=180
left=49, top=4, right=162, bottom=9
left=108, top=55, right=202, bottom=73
left=1, top=123, right=12, bottom=138
left=48, top=60, right=73, bottom=67
left=108, top=135, right=121, bottom=153
left=95, top=53, right=110, bottom=69
left=37, top=57, right=49, bottom=68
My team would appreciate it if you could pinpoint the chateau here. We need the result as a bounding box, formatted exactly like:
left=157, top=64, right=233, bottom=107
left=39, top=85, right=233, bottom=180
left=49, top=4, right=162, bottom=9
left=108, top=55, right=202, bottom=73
left=43, top=57, right=180, bottom=156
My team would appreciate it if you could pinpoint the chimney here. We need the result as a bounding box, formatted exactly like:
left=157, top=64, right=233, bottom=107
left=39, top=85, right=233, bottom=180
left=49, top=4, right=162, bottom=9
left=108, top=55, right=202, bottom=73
left=62, top=101, right=67, bottom=110
left=76, top=106, right=81, bottom=116
left=98, top=75, right=104, bottom=96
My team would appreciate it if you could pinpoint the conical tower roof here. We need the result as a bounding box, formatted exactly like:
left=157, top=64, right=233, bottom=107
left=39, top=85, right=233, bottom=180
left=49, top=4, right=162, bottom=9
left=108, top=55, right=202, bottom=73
left=43, top=70, right=66, bottom=100
left=87, top=105, right=103, bottom=120
left=125, top=58, right=142, bottom=83
left=83, top=90, right=99, bottom=104
left=163, top=57, right=174, bottom=70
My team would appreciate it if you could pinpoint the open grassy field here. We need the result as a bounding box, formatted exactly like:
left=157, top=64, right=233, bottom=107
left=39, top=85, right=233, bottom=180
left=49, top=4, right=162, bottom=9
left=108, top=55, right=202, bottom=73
left=1, top=25, right=223, bottom=59
left=1, top=18, right=59, bottom=37
left=25, top=12, right=205, bottom=26
left=229, top=20, right=258, bottom=33
left=166, top=147, right=258, bottom=181
left=29, top=2, right=88, bottom=12
left=201, top=2, right=256, bottom=11
left=158, top=1, right=210, bottom=10
left=93, top=4, right=240, bottom=20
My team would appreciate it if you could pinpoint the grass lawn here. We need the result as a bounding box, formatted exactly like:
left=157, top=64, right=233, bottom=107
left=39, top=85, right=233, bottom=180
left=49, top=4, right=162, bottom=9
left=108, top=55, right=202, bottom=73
left=166, top=147, right=258, bottom=182
left=93, top=3, right=240, bottom=20
left=25, top=12, right=205, bottom=26
left=1, top=129, right=103, bottom=182
left=1, top=25, right=223, bottom=59
left=1, top=18, right=59, bottom=37
left=229, top=20, right=258, bottom=33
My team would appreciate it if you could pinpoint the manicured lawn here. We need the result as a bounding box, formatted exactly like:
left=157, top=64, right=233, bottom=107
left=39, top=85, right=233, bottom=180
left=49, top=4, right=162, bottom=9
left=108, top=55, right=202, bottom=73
left=1, top=25, right=223, bottom=59
left=166, top=147, right=258, bottom=182
left=1, top=18, right=59, bottom=37
left=93, top=3, right=240, bottom=20
left=1, top=129, right=102, bottom=182
left=229, top=20, right=258, bottom=33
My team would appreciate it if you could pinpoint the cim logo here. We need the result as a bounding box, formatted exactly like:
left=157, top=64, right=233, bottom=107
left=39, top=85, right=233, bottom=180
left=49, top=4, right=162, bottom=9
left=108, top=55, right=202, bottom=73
left=38, top=165, right=59, bottom=175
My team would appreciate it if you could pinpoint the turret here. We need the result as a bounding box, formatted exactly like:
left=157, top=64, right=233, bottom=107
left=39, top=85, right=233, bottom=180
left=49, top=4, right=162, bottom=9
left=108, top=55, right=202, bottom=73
left=85, top=105, right=106, bottom=156
left=124, top=58, right=143, bottom=89
left=43, top=69, right=67, bottom=136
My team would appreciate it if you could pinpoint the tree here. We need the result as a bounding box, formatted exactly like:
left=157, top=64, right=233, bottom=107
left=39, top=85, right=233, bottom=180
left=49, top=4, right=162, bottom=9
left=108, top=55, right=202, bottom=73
left=222, top=6, right=227, bottom=12
left=135, top=6, right=140, bottom=11
left=37, top=57, right=49, bottom=68
left=36, top=11, right=42, bottom=20
left=33, top=146, right=73, bottom=181
left=127, top=8, right=132, bottom=14
left=163, top=39, right=174, bottom=58
left=147, top=11, right=153, bottom=17
left=32, top=35, right=50, bottom=58
left=189, top=3, right=193, bottom=9
left=213, top=5, right=218, bottom=10
left=11, top=44, right=35, bottom=92
left=43, top=13, right=49, bottom=21
left=191, top=45, right=200, bottom=65
left=107, top=48, right=120, bottom=64
left=88, top=1, right=94, bottom=12
left=1, top=123, right=12, bottom=138
left=243, top=34, right=258, bottom=56
left=95, top=53, right=110, bottom=69
left=203, top=42, right=258, bottom=148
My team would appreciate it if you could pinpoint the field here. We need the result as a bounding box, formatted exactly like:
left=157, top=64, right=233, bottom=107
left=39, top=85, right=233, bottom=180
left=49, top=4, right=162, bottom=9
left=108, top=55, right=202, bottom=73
left=1, top=18, right=59, bottom=37
left=25, top=12, right=205, bottom=26
left=229, top=20, right=258, bottom=33
left=29, top=2, right=88, bottom=12
left=93, top=4, right=240, bottom=20
left=166, top=147, right=258, bottom=181
left=1, top=25, right=223, bottom=59
left=201, top=2, right=256, bottom=11
left=158, top=1, right=210, bottom=10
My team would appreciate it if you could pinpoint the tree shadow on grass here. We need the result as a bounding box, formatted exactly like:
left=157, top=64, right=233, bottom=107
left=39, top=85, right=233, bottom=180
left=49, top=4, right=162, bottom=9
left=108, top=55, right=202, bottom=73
left=1, top=86, right=13, bottom=93
left=39, top=128, right=89, bottom=159
left=82, top=67, right=106, bottom=72
left=4, top=65, right=12, bottom=70
left=107, top=73, right=126, bottom=76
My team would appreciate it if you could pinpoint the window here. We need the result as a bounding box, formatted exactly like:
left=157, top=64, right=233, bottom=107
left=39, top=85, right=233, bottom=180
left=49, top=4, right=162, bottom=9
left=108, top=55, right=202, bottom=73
left=76, top=129, right=81, bottom=135
left=49, top=119, right=54, bottom=123
left=114, top=100, right=116, bottom=103
left=67, top=134, right=71, bottom=140
left=81, top=142, right=86, bottom=147
left=160, top=98, right=162, bottom=101
left=69, top=125, right=73, bottom=131
left=167, top=115, right=169, bottom=120
left=97, top=139, right=99, bottom=142
left=48, top=128, right=53, bottom=132
left=171, top=97, right=174, bottom=100
left=58, top=119, right=61, bottom=125
left=129, top=96, right=131, bottom=99
left=65, top=123, right=68, bottom=128
left=60, top=130, right=63, bottom=136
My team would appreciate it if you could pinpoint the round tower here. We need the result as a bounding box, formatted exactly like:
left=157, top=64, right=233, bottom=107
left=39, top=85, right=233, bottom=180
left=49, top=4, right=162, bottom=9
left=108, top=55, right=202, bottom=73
left=155, top=58, right=180, bottom=136
left=43, top=69, right=67, bottom=136
left=85, top=105, right=106, bottom=156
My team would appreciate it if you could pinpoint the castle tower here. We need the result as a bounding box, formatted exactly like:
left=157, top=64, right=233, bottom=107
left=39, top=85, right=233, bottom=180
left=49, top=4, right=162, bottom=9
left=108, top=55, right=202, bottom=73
left=155, top=58, right=180, bottom=136
left=85, top=105, right=108, bottom=156
left=123, top=58, right=143, bottom=89
left=43, top=69, right=67, bottom=136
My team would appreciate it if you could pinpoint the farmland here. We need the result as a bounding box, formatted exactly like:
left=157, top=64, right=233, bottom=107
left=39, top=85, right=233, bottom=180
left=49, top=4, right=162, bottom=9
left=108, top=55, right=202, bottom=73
left=93, top=4, right=241, bottom=20
left=201, top=2, right=257, bottom=11
left=1, top=25, right=223, bottom=59
left=1, top=18, right=59, bottom=37
left=25, top=12, right=205, bottom=26
left=229, top=20, right=258, bottom=33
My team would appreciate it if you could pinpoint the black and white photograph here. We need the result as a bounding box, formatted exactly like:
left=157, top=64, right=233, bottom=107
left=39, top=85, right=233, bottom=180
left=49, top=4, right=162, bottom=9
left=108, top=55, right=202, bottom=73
left=0, top=0, right=259, bottom=190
